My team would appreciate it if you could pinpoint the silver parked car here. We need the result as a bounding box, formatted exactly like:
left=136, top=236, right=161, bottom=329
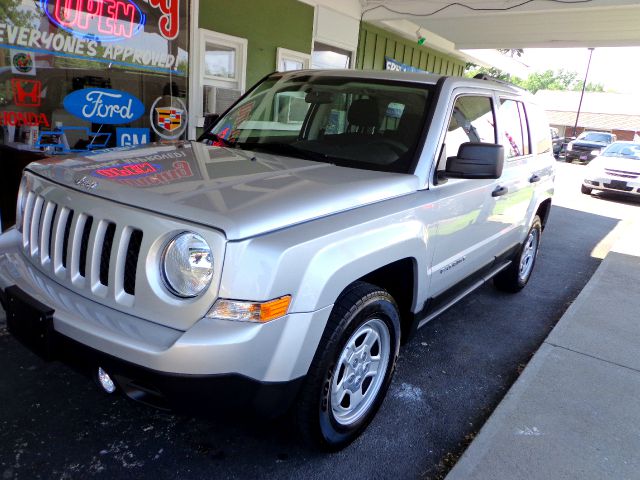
left=0, top=70, right=555, bottom=450
left=582, top=141, right=640, bottom=196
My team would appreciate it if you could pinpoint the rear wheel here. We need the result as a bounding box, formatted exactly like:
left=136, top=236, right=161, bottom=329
left=581, top=184, right=593, bottom=195
left=295, top=281, right=400, bottom=451
left=494, top=216, right=542, bottom=293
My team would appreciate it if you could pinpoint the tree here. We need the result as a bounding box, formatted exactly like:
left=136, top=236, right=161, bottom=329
left=465, top=65, right=606, bottom=94
left=498, top=48, right=524, bottom=58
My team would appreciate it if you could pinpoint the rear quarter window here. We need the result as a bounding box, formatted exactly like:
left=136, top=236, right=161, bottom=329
left=524, top=102, right=552, bottom=155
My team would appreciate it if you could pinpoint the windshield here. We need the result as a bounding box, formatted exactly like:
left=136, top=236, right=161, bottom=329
left=201, top=74, right=434, bottom=173
left=602, top=142, right=640, bottom=160
left=578, top=132, right=613, bottom=143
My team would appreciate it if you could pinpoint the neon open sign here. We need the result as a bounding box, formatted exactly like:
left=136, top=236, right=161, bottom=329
left=40, top=0, right=146, bottom=42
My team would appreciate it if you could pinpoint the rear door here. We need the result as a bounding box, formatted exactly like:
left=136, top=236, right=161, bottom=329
left=492, top=96, right=539, bottom=254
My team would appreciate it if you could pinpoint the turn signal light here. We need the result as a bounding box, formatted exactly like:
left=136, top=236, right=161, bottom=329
left=206, top=295, right=292, bottom=323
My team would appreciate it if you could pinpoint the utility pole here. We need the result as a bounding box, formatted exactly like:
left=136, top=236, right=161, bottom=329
left=573, top=47, right=595, bottom=138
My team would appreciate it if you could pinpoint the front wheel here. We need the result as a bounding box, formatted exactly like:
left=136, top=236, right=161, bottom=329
left=295, top=281, right=400, bottom=451
left=581, top=184, right=593, bottom=195
left=494, top=216, right=542, bottom=293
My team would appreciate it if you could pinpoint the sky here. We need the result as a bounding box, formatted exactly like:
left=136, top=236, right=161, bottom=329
left=522, top=47, right=640, bottom=94
left=465, top=47, right=640, bottom=94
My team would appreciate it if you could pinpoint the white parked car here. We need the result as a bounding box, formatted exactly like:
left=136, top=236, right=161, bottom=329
left=582, top=141, right=640, bottom=196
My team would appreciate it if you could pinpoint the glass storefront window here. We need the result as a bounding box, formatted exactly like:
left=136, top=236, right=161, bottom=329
left=0, top=0, right=190, bottom=154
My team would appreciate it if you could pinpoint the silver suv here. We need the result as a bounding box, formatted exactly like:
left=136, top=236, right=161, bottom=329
left=0, top=70, right=554, bottom=450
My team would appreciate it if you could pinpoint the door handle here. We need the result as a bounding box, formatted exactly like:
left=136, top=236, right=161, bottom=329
left=529, top=174, right=541, bottom=183
left=492, top=186, right=508, bottom=197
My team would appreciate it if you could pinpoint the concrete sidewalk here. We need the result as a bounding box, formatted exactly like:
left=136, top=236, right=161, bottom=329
left=447, top=220, right=640, bottom=480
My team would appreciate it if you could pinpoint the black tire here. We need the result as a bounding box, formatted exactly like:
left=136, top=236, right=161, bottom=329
left=295, top=281, right=401, bottom=451
left=494, top=216, right=542, bottom=293
left=581, top=185, right=592, bottom=195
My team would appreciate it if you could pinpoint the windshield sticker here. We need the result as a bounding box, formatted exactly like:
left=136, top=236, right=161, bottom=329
left=12, top=79, right=42, bottom=107
left=150, top=96, right=187, bottom=139
left=64, top=88, right=145, bottom=125
left=11, top=50, right=36, bottom=76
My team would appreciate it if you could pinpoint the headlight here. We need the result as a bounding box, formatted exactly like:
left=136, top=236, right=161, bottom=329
left=15, top=175, right=28, bottom=233
left=161, top=232, right=213, bottom=298
left=591, top=149, right=601, bottom=156
left=566, top=143, right=573, bottom=151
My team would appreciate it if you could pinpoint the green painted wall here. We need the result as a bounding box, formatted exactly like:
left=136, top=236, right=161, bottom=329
left=356, top=23, right=465, bottom=76
left=200, top=0, right=314, bottom=88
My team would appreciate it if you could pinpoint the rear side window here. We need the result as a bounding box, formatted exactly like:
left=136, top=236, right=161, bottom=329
left=526, top=103, right=552, bottom=154
left=499, top=99, right=531, bottom=158
left=443, top=95, right=497, bottom=160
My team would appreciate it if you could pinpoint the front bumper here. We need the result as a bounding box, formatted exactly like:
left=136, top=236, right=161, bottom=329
left=0, top=229, right=332, bottom=410
left=566, top=151, right=599, bottom=164
left=583, top=175, right=640, bottom=196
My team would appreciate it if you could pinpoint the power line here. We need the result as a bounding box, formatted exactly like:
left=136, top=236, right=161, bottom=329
left=362, top=0, right=593, bottom=19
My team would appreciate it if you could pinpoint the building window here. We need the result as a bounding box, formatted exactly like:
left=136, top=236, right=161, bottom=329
left=312, top=42, right=352, bottom=69
left=196, top=29, right=247, bottom=129
left=204, top=44, right=237, bottom=79
left=276, top=48, right=311, bottom=72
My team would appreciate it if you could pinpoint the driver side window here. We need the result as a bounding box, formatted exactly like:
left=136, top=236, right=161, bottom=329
left=440, top=95, right=497, bottom=169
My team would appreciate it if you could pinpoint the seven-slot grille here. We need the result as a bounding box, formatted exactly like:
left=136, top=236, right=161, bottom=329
left=21, top=190, right=143, bottom=300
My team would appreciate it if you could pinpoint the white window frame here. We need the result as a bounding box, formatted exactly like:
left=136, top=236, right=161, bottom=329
left=189, top=27, right=247, bottom=137
left=311, top=5, right=357, bottom=69
left=311, top=41, right=355, bottom=69
left=276, top=47, right=311, bottom=72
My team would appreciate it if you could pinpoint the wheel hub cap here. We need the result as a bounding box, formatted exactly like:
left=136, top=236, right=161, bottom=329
left=330, top=318, right=391, bottom=426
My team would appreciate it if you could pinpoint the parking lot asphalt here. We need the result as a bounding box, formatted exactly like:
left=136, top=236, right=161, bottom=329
left=0, top=163, right=634, bottom=479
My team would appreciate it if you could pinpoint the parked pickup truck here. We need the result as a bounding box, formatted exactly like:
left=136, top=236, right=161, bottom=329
left=565, top=131, right=616, bottom=164
left=0, top=70, right=554, bottom=450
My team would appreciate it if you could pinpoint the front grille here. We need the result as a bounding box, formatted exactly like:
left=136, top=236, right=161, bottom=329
left=21, top=191, right=144, bottom=302
left=605, top=169, right=639, bottom=179
left=100, top=222, right=116, bottom=287
left=572, top=145, right=596, bottom=152
left=124, top=230, right=143, bottom=295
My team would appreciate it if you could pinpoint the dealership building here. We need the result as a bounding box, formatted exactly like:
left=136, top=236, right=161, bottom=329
left=0, top=0, right=468, bottom=154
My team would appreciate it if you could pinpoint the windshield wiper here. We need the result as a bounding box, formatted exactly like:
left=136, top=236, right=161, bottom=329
left=238, top=142, right=334, bottom=163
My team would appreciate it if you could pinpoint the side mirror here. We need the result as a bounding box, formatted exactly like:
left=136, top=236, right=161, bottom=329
left=445, top=142, right=504, bottom=179
left=203, top=113, right=220, bottom=132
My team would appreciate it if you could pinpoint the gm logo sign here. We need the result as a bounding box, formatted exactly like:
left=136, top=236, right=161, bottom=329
left=117, top=128, right=150, bottom=147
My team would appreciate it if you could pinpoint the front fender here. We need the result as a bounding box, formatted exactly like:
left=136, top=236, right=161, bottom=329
left=219, top=212, right=430, bottom=313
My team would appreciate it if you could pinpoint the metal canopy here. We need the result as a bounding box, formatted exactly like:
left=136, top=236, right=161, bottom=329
left=362, top=0, right=640, bottom=49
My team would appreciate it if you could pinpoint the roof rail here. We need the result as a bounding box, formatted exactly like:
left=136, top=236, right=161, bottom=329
left=473, top=73, right=525, bottom=91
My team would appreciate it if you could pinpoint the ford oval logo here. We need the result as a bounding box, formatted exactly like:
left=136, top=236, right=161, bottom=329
left=63, top=88, right=145, bottom=125
left=40, top=0, right=146, bottom=43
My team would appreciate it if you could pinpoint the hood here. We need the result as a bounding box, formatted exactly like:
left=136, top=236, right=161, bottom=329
left=592, top=156, right=640, bottom=173
left=571, top=140, right=609, bottom=148
left=26, top=142, right=420, bottom=240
